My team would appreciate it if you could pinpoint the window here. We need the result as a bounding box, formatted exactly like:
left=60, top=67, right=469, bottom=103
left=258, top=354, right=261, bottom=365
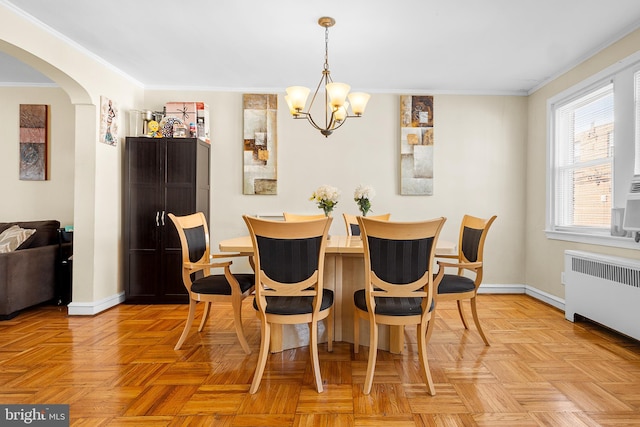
left=547, top=51, right=640, bottom=248
left=554, top=83, right=614, bottom=230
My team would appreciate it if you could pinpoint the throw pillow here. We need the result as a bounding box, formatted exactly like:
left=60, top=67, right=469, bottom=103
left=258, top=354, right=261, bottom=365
left=0, top=225, right=37, bottom=253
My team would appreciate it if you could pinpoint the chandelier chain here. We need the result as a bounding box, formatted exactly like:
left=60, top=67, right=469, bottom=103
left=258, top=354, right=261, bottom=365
left=324, top=26, right=330, bottom=72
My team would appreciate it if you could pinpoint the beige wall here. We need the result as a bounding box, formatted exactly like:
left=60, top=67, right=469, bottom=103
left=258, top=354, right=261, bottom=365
left=8, top=4, right=640, bottom=310
left=143, top=91, right=527, bottom=285
left=526, top=28, right=640, bottom=298
left=0, top=87, right=75, bottom=226
left=0, top=84, right=528, bottom=311
left=0, top=2, right=144, bottom=309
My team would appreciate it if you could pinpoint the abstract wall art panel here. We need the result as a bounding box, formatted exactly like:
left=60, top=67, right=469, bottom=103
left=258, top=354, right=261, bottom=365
left=243, top=94, right=277, bottom=195
left=99, top=96, right=118, bottom=146
left=19, top=104, right=49, bottom=181
left=400, top=95, right=434, bottom=195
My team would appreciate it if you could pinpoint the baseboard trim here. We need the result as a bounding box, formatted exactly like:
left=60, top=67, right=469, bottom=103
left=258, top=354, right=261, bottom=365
left=67, top=291, right=126, bottom=316
left=64, top=285, right=567, bottom=317
left=524, top=285, right=565, bottom=311
left=478, top=283, right=525, bottom=294
left=478, top=283, right=565, bottom=311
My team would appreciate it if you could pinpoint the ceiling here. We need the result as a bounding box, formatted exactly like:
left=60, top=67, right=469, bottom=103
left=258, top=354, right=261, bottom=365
left=3, top=0, right=640, bottom=95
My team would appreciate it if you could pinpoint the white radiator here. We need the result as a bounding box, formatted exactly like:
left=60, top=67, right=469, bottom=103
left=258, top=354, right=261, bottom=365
left=564, top=250, right=640, bottom=341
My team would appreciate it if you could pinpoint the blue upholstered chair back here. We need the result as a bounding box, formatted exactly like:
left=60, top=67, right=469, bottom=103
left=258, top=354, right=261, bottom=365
left=461, top=226, right=483, bottom=263
left=366, top=236, right=435, bottom=285
left=256, top=236, right=323, bottom=283
left=184, top=225, right=207, bottom=263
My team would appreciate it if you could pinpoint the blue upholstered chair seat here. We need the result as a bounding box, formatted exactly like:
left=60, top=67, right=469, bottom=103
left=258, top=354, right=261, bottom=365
left=191, top=273, right=255, bottom=295
left=253, top=289, right=334, bottom=315
left=438, top=274, right=475, bottom=294
left=353, top=289, right=434, bottom=316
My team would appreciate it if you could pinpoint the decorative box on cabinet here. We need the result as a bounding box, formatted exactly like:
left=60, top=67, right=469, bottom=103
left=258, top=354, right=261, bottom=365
left=124, top=137, right=210, bottom=303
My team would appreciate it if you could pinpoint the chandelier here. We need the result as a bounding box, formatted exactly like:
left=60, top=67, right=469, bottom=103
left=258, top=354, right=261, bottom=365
left=285, top=17, right=371, bottom=137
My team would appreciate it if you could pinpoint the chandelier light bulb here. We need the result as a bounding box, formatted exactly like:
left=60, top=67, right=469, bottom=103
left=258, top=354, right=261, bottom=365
left=334, top=102, right=349, bottom=122
left=326, top=82, right=351, bottom=109
left=285, top=86, right=310, bottom=111
left=348, top=92, right=371, bottom=116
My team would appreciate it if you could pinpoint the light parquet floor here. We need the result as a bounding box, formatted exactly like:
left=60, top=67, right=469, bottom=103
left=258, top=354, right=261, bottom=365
left=1, top=294, right=640, bottom=426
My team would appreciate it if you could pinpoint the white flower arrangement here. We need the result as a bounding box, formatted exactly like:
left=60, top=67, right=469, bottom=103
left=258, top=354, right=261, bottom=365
left=354, top=184, right=375, bottom=216
left=310, top=184, right=341, bottom=216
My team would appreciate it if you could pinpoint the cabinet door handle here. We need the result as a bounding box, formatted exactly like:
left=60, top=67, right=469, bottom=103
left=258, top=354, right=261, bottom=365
left=155, top=211, right=160, bottom=227
left=161, top=211, right=165, bottom=226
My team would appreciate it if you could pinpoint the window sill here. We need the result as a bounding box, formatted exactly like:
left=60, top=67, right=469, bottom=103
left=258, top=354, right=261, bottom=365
left=545, top=229, right=640, bottom=250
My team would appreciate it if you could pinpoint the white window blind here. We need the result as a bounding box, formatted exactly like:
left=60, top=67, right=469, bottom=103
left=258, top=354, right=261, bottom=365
left=554, top=83, right=614, bottom=229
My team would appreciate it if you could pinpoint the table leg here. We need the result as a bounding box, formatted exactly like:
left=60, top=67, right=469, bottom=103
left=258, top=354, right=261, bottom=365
left=270, top=324, right=283, bottom=353
left=332, top=254, right=342, bottom=342
left=389, top=326, right=404, bottom=354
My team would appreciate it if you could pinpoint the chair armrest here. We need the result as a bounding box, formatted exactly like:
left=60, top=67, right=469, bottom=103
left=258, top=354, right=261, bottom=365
left=433, top=265, right=445, bottom=286
left=211, top=252, right=247, bottom=259
left=435, top=253, right=458, bottom=259
left=185, top=260, right=232, bottom=272
left=212, top=252, right=255, bottom=272
left=437, top=260, right=482, bottom=270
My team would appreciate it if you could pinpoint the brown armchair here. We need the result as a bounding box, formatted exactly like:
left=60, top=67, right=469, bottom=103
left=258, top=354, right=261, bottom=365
left=435, top=214, right=497, bottom=345
left=342, top=213, right=391, bottom=236
left=168, top=212, right=255, bottom=353
left=243, top=215, right=334, bottom=394
left=283, top=212, right=326, bottom=222
left=353, top=216, right=446, bottom=395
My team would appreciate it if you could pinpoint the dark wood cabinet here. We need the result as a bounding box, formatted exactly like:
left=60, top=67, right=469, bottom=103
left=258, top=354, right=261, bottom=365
left=124, top=137, right=210, bottom=303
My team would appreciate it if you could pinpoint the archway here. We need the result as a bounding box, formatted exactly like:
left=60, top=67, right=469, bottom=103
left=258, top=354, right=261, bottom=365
left=0, top=40, right=99, bottom=309
left=0, top=41, right=91, bottom=105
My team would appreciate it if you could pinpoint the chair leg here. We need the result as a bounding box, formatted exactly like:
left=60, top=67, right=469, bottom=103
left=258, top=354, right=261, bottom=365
left=198, top=301, right=211, bottom=332
left=353, top=311, right=360, bottom=354
left=249, top=320, right=271, bottom=394
left=425, top=315, right=436, bottom=345
left=310, top=319, right=324, bottom=393
left=363, top=319, right=378, bottom=395
left=232, top=297, right=251, bottom=354
left=326, top=307, right=334, bottom=352
left=418, top=321, right=436, bottom=396
left=470, top=296, right=490, bottom=346
left=174, top=299, right=197, bottom=350
left=457, top=300, right=470, bottom=329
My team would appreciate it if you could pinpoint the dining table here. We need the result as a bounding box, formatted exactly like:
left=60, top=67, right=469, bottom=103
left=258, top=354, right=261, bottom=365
left=220, top=234, right=456, bottom=354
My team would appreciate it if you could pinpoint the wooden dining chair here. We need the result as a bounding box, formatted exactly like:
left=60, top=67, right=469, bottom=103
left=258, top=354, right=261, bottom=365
left=283, top=212, right=327, bottom=221
left=343, top=213, right=391, bottom=236
left=435, top=214, right=497, bottom=345
left=353, top=216, right=446, bottom=395
left=168, top=212, right=255, bottom=353
left=243, top=215, right=334, bottom=394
